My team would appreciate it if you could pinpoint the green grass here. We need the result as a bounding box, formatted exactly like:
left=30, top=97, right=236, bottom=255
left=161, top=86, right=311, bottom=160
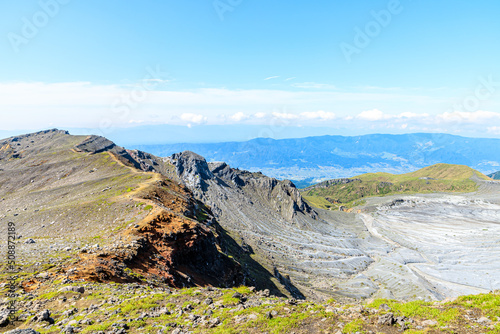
left=452, top=293, right=500, bottom=319
left=367, top=299, right=461, bottom=326
left=302, top=163, right=489, bottom=209
left=342, top=318, right=364, bottom=333
left=81, top=321, right=113, bottom=334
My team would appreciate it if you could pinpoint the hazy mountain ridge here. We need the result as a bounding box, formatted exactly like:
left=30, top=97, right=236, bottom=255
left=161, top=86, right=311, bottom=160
left=488, top=171, right=500, bottom=179
left=133, top=133, right=500, bottom=186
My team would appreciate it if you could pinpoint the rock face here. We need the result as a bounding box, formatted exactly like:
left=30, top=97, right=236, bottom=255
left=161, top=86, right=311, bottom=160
left=167, top=151, right=317, bottom=221
left=170, top=151, right=214, bottom=191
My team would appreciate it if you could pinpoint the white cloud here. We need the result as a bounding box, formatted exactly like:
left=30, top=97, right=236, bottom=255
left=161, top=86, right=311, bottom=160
left=264, top=76, right=280, bottom=80
left=301, top=110, right=336, bottom=120
left=357, top=109, right=392, bottom=121
left=180, top=113, right=207, bottom=124
left=356, top=110, right=430, bottom=122
left=272, top=112, right=299, bottom=120
left=1, top=81, right=498, bottom=138
left=229, top=112, right=249, bottom=122
left=399, top=112, right=429, bottom=118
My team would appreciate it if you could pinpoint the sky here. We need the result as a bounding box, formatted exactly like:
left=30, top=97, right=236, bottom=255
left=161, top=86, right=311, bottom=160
left=1, top=0, right=500, bottom=142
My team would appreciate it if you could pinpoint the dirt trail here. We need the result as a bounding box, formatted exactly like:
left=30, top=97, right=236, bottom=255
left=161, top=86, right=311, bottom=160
left=107, top=151, right=163, bottom=201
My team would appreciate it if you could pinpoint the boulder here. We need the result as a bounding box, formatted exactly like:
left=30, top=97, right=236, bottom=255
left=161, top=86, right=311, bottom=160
left=59, top=286, right=85, bottom=293
left=378, top=312, right=395, bottom=326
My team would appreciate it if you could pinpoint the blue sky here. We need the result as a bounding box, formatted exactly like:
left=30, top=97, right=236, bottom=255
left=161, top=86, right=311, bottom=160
left=1, top=0, right=500, bottom=141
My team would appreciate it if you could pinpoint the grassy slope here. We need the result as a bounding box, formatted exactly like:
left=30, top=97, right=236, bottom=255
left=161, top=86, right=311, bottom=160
left=302, top=164, right=491, bottom=210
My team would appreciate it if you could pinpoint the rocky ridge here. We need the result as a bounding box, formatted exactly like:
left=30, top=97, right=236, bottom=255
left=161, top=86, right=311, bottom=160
left=0, top=130, right=244, bottom=292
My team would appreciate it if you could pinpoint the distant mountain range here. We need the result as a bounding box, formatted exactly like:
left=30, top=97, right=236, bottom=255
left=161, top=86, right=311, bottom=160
left=132, top=133, right=500, bottom=187
left=489, top=171, right=500, bottom=179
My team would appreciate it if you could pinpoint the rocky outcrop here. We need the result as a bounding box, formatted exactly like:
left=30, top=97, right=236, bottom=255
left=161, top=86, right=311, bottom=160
left=166, top=151, right=317, bottom=221
left=74, top=135, right=116, bottom=154
left=74, top=135, right=146, bottom=171
left=168, top=151, right=214, bottom=191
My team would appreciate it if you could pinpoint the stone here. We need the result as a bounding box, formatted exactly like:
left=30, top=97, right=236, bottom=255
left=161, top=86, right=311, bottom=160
left=4, top=330, right=40, bottom=334
left=477, top=316, right=492, bottom=325
left=63, top=326, right=74, bottom=334
left=59, top=286, right=85, bottom=293
left=377, top=312, right=395, bottom=326
left=421, top=319, right=438, bottom=326
left=34, top=310, right=50, bottom=322
left=0, top=310, right=10, bottom=327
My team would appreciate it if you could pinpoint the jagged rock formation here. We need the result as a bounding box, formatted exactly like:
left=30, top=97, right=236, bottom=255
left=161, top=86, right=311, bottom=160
left=153, top=151, right=377, bottom=299
left=167, top=151, right=317, bottom=221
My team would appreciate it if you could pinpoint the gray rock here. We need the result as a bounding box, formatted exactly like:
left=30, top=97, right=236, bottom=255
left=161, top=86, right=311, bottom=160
left=34, top=309, right=50, bottom=322
left=477, top=316, right=492, bottom=325
left=0, top=310, right=10, bottom=327
left=421, top=319, right=438, bottom=326
left=377, top=312, right=395, bottom=326
left=59, top=286, right=85, bottom=293
left=4, top=329, right=40, bottom=334
left=63, top=326, right=74, bottom=334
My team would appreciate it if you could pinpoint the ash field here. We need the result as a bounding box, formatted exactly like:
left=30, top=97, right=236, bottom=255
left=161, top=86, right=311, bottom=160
left=337, top=180, right=500, bottom=301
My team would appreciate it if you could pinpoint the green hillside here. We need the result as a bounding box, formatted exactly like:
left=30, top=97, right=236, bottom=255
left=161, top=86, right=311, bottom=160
left=301, top=163, right=491, bottom=210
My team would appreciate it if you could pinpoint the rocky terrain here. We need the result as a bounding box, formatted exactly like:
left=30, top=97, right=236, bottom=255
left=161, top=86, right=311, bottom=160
left=1, top=281, right=500, bottom=333
left=1, top=129, right=500, bottom=333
